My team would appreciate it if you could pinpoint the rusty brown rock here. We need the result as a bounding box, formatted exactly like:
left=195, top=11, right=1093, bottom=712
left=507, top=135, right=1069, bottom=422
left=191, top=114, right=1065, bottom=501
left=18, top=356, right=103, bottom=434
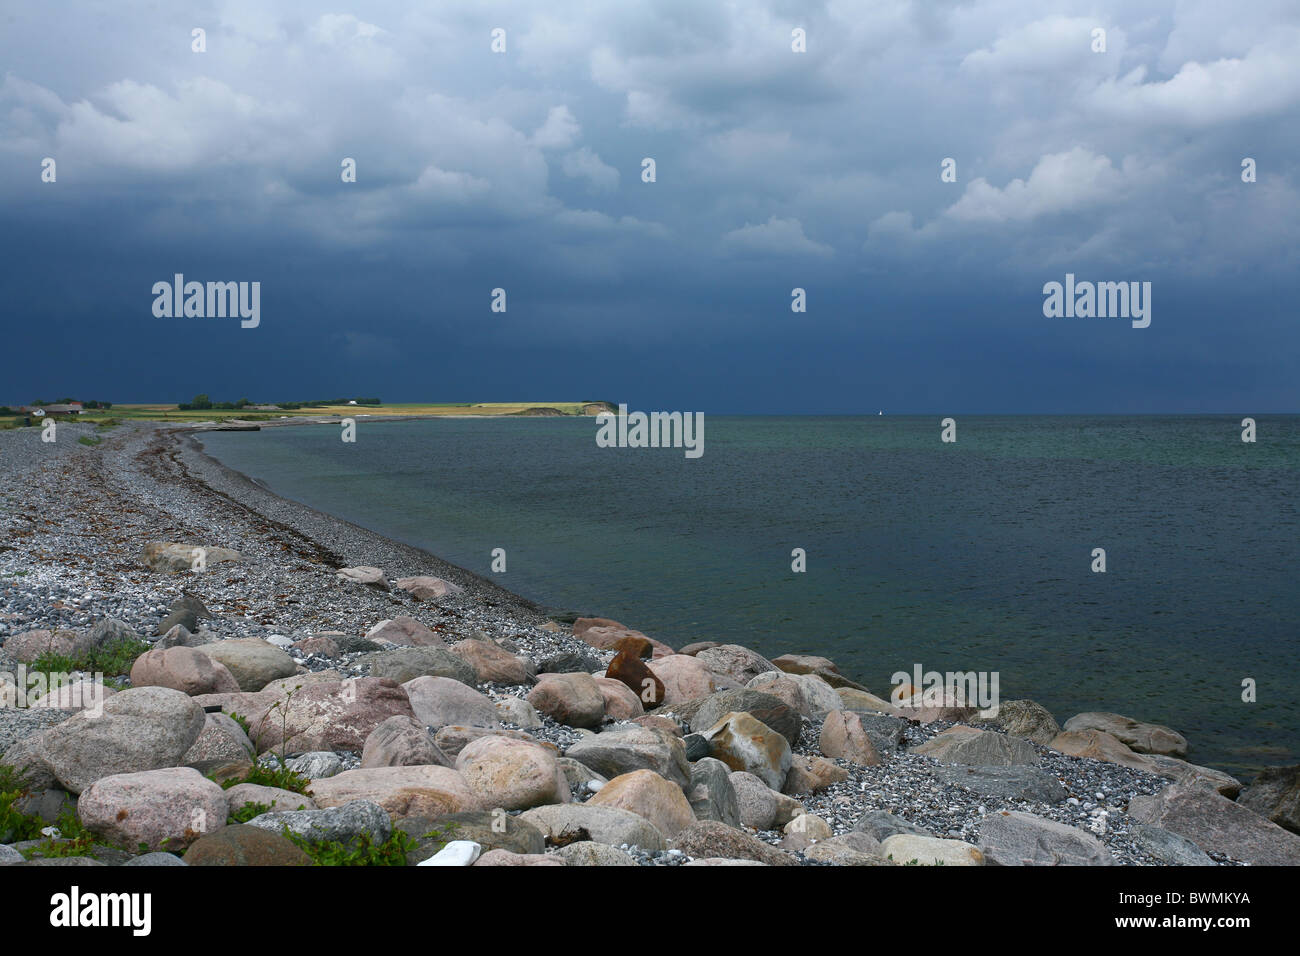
left=606, top=650, right=666, bottom=708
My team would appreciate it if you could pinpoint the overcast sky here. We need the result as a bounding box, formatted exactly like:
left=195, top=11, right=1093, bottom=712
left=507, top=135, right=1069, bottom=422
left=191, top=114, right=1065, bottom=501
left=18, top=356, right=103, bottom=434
left=2, top=0, right=1298, bottom=412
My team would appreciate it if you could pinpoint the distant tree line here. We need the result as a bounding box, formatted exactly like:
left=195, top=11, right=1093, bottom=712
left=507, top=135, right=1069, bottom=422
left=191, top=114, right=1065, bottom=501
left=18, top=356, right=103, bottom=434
left=177, top=394, right=382, bottom=411
left=28, top=398, right=113, bottom=408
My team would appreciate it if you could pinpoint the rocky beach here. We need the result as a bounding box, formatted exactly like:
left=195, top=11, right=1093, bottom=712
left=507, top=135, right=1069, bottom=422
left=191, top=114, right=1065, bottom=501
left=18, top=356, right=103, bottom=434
left=2, top=419, right=1298, bottom=867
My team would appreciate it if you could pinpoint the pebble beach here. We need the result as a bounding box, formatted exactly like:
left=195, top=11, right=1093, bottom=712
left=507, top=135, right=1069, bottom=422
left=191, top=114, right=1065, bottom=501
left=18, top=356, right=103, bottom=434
left=2, top=419, right=1298, bottom=867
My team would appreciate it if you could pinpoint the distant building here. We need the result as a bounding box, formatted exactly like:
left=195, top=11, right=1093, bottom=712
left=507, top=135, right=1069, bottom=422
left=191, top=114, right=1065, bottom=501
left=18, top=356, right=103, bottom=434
left=31, top=403, right=83, bottom=416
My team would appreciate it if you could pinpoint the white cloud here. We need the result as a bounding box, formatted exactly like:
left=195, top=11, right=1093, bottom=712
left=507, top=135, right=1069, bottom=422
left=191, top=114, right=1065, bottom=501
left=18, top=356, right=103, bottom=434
left=1087, top=29, right=1300, bottom=125
left=962, top=17, right=1117, bottom=75
left=532, top=105, right=580, bottom=150
left=724, top=216, right=832, bottom=257
left=560, top=147, right=619, bottom=192
left=943, top=148, right=1127, bottom=223
left=310, top=14, right=386, bottom=45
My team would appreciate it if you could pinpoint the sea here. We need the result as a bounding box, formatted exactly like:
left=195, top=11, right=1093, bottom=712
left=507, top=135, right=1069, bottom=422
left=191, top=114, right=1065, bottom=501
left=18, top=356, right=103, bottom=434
left=198, top=414, right=1300, bottom=775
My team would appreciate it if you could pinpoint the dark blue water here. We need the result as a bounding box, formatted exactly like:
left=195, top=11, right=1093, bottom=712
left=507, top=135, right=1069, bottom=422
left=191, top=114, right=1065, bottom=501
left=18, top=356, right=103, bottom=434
left=199, top=415, right=1300, bottom=775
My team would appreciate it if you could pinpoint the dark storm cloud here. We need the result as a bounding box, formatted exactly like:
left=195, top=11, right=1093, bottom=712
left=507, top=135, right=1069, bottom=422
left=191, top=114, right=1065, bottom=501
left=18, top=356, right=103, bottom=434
left=1, top=0, right=1297, bottom=411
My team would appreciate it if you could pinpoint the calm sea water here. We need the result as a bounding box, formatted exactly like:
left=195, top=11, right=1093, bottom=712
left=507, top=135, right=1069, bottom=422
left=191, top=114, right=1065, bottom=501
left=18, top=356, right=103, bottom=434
left=200, top=415, right=1300, bottom=775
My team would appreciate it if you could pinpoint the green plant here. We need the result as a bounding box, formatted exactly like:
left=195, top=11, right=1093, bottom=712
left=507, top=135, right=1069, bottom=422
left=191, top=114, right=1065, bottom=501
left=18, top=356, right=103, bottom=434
left=218, top=762, right=313, bottom=796
left=29, top=636, right=151, bottom=678
left=228, top=711, right=252, bottom=736
left=286, top=828, right=422, bottom=866
left=228, top=801, right=275, bottom=825
left=77, top=435, right=101, bottom=446
left=0, top=765, right=47, bottom=844
left=17, top=806, right=104, bottom=860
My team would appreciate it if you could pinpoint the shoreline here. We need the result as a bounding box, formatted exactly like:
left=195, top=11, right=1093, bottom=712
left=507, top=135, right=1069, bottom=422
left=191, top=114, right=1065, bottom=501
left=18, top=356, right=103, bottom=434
left=1, top=420, right=1297, bottom=866
left=178, top=424, right=560, bottom=621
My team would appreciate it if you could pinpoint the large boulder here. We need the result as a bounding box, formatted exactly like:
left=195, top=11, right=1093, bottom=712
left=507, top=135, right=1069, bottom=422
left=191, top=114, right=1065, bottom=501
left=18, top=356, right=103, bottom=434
left=564, top=725, right=691, bottom=788
left=86, top=617, right=143, bottom=650
left=687, top=758, right=741, bottom=828
left=576, top=621, right=674, bottom=658
left=365, top=616, right=445, bottom=647
left=78, top=767, right=228, bottom=852
left=394, top=576, right=463, bottom=601
left=496, top=697, right=542, bottom=729
left=819, top=710, right=881, bottom=765
left=669, top=820, right=798, bottom=866
left=246, top=799, right=392, bottom=848
left=588, top=769, right=695, bottom=838
left=648, top=655, right=721, bottom=704
left=142, top=541, right=240, bottom=573
left=246, top=677, right=415, bottom=754
left=1062, top=712, right=1187, bottom=758
left=687, top=688, right=802, bottom=747
left=1048, top=730, right=1159, bottom=771
left=519, top=804, right=666, bottom=850
left=224, top=783, right=315, bottom=813
left=771, top=653, right=869, bottom=691
left=3, top=629, right=90, bottom=664
left=35, top=686, right=206, bottom=793
left=197, top=639, right=297, bottom=692
left=454, top=736, right=569, bottom=810
left=1131, top=823, right=1214, bottom=865
left=853, top=809, right=932, bottom=843
left=881, top=834, right=985, bottom=866
left=605, top=650, right=666, bottom=708
left=336, top=566, right=389, bottom=590
left=361, top=715, right=452, bottom=769
left=450, top=638, right=534, bottom=685
left=700, top=712, right=792, bottom=791
left=743, top=671, right=821, bottom=717
left=890, top=687, right=979, bottom=724
left=911, top=726, right=1038, bottom=767
left=730, top=771, right=782, bottom=830
left=153, top=594, right=213, bottom=637
left=804, top=832, right=893, bottom=866
left=28, top=680, right=116, bottom=714
left=1127, top=781, right=1300, bottom=865
left=836, top=687, right=904, bottom=716
left=972, top=699, right=1061, bottom=745
left=1145, top=754, right=1242, bottom=798
left=979, top=810, right=1115, bottom=866
left=594, top=677, right=644, bottom=721
left=402, top=676, right=500, bottom=730
left=527, top=673, right=606, bottom=728
left=363, top=647, right=475, bottom=685
left=1236, top=764, right=1300, bottom=834
left=695, top=645, right=778, bottom=686
left=182, top=712, right=256, bottom=763
left=553, top=842, right=639, bottom=866
left=782, top=754, right=848, bottom=795
left=184, top=825, right=312, bottom=866
left=434, top=726, right=539, bottom=758
left=130, top=646, right=240, bottom=696
left=935, top=765, right=1067, bottom=803
left=309, top=766, right=482, bottom=818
